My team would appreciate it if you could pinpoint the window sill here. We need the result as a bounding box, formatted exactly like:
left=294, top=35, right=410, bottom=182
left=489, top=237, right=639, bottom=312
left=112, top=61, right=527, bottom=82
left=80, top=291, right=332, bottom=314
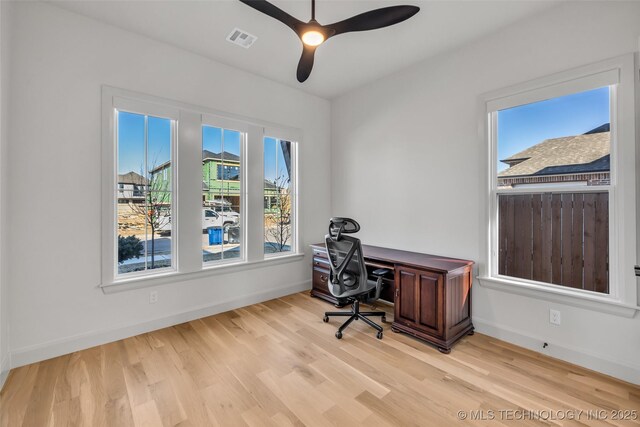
left=101, top=253, right=305, bottom=294
left=476, top=276, right=639, bottom=318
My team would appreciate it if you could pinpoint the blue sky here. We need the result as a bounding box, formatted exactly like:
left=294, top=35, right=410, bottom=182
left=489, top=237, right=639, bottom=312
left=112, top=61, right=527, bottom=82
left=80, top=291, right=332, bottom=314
left=202, top=125, right=241, bottom=160
left=117, top=111, right=171, bottom=175
left=264, top=136, right=290, bottom=184
left=118, top=114, right=289, bottom=183
left=497, top=86, right=610, bottom=172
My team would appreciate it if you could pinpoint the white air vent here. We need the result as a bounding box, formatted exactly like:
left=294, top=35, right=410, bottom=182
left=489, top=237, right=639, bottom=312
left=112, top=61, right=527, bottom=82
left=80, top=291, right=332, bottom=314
left=226, top=28, right=257, bottom=49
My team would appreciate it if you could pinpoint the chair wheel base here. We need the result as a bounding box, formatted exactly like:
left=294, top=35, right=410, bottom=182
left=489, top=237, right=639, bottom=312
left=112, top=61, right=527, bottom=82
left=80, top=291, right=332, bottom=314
left=335, top=331, right=343, bottom=339
left=322, top=316, right=329, bottom=323
left=376, top=331, right=383, bottom=339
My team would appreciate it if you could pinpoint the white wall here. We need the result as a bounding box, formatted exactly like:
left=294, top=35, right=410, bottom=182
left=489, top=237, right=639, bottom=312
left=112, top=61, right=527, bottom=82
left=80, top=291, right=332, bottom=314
left=0, top=0, right=10, bottom=387
left=5, top=1, right=330, bottom=367
left=332, top=1, right=640, bottom=383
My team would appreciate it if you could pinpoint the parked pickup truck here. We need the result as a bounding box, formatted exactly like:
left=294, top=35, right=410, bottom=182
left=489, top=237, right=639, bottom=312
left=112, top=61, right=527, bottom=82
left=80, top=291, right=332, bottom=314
left=158, top=208, right=238, bottom=235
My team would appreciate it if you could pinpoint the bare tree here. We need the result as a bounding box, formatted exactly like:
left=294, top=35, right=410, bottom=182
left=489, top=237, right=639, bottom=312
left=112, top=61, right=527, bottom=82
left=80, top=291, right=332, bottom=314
left=128, top=163, right=172, bottom=268
left=265, top=174, right=292, bottom=252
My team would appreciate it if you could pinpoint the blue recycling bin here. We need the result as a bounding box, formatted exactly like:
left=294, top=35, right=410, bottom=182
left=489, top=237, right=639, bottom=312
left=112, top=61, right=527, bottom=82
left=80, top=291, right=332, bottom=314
left=207, top=226, right=223, bottom=245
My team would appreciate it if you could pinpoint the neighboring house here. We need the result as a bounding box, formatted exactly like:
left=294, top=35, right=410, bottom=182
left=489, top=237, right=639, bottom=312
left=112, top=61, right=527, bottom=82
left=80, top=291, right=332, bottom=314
left=149, top=151, right=291, bottom=214
left=117, top=171, right=147, bottom=203
left=201, top=150, right=241, bottom=207
left=264, top=179, right=287, bottom=214
left=498, top=123, right=610, bottom=188
left=150, top=151, right=241, bottom=208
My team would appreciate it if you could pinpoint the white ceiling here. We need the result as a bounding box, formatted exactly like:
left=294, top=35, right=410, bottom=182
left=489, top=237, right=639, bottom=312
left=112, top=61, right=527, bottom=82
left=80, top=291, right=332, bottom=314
left=49, top=0, right=558, bottom=99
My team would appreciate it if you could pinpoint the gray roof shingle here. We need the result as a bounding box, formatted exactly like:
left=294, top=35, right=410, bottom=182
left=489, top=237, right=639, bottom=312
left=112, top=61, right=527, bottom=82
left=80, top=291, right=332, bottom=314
left=498, top=128, right=610, bottom=178
left=203, top=150, right=240, bottom=162
left=118, top=171, right=147, bottom=185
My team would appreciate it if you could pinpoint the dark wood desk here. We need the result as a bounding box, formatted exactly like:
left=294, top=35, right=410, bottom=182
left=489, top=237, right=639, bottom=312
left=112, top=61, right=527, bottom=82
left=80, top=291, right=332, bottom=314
left=310, top=243, right=474, bottom=353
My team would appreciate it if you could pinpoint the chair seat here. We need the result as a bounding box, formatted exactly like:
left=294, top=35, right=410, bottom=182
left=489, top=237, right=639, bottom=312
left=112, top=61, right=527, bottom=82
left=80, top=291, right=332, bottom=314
left=329, top=279, right=378, bottom=299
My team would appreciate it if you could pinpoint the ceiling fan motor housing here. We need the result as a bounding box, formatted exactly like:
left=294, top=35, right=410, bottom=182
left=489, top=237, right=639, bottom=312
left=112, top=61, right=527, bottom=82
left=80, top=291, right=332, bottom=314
left=238, top=0, right=420, bottom=82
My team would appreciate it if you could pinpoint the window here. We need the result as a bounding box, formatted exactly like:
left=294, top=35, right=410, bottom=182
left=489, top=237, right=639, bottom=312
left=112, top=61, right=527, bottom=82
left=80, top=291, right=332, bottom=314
left=217, top=164, right=240, bottom=181
left=202, top=125, right=243, bottom=264
left=482, top=55, right=637, bottom=313
left=116, top=110, right=175, bottom=276
left=496, top=87, right=611, bottom=293
left=102, top=88, right=302, bottom=290
left=264, top=137, right=295, bottom=255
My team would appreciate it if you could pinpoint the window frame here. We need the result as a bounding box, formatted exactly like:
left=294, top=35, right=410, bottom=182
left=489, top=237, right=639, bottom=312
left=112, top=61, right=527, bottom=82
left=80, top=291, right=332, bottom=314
left=200, top=115, right=248, bottom=268
left=262, top=134, right=299, bottom=259
left=478, top=54, right=638, bottom=317
left=106, top=97, right=179, bottom=282
left=491, top=87, right=615, bottom=297
left=101, top=87, right=304, bottom=292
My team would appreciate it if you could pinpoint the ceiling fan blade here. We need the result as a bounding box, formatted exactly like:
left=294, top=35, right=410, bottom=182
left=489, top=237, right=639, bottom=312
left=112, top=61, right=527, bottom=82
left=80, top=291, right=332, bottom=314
left=327, top=5, right=419, bottom=37
left=238, top=0, right=303, bottom=32
left=296, top=45, right=316, bottom=83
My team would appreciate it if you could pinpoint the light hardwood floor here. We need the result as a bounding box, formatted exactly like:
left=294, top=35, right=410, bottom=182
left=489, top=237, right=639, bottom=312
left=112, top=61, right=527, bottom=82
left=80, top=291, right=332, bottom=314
left=1, top=292, right=639, bottom=426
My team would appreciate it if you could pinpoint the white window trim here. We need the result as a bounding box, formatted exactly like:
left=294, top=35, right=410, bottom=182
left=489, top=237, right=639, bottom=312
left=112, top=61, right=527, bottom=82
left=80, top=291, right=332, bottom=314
left=263, top=131, right=300, bottom=259
left=477, top=54, right=639, bottom=317
left=101, top=86, right=304, bottom=293
left=102, top=93, right=180, bottom=284
left=201, top=115, right=249, bottom=267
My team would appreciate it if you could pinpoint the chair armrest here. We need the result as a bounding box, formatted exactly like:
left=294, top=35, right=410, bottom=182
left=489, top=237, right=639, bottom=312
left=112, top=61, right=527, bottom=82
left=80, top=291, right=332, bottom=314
left=371, top=268, right=390, bottom=277
left=367, top=269, right=390, bottom=301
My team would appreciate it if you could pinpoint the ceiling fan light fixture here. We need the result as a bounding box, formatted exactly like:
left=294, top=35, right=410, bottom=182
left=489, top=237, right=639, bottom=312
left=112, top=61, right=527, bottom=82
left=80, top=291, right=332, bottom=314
left=301, top=30, right=325, bottom=46
left=238, top=0, right=420, bottom=82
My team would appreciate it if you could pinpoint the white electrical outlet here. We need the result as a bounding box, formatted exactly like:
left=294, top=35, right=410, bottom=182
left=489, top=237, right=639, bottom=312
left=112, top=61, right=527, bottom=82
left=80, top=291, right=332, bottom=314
left=149, top=291, right=158, bottom=304
left=549, top=309, right=561, bottom=325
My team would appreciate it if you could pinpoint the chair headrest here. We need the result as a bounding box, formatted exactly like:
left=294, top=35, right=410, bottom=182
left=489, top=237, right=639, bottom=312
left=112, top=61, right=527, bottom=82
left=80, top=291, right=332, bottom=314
left=328, top=217, right=360, bottom=241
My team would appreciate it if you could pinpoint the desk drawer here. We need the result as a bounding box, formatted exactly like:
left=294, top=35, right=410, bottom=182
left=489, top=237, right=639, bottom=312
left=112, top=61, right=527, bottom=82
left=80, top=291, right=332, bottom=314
left=313, top=268, right=330, bottom=289
left=313, top=257, right=330, bottom=269
left=313, top=248, right=328, bottom=259
left=311, top=268, right=348, bottom=307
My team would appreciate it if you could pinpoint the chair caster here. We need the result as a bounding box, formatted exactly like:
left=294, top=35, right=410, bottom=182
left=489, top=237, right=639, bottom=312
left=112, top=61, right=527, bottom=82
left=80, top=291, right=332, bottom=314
left=335, top=331, right=343, bottom=339
left=322, top=315, right=329, bottom=323
left=381, top=316, right=387, bottom=323
left=376, top=331, right=383, bottom=339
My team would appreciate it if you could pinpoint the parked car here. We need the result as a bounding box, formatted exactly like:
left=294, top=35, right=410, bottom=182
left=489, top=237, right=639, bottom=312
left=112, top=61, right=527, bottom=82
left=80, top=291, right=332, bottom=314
left=203, top=208, right=238, bottom=230
left=212, top=205, right=240, bottom=219
left=158, top=208, right=238, bottom=235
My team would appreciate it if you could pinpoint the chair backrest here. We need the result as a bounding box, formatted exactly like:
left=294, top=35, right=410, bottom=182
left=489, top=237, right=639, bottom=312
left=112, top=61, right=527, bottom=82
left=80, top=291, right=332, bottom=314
left=324, top=218, right=369, bottom=298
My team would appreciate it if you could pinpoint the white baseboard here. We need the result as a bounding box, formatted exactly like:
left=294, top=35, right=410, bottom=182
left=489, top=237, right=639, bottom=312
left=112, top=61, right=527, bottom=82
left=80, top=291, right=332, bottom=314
left=0, top=352, right=10, bottom=391
left=474, top=317, right=640, bottom=385
left=11, top=280, right=311, bottom=369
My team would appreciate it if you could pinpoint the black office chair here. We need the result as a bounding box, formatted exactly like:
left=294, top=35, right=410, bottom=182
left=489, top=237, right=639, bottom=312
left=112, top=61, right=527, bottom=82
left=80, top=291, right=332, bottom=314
left=322, top=217, right=389, bottom=339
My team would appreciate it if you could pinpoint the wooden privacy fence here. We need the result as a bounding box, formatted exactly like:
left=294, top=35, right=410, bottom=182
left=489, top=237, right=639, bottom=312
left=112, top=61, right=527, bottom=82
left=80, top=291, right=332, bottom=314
left=498, top=192, right=609, bottom=294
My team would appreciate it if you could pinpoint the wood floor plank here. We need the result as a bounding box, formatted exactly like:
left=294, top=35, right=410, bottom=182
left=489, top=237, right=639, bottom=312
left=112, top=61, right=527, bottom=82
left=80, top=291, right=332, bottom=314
left=1, top=364, right=40, bottom=427
left=21, top=355, right=69, bottom=427
left=241, top=405, right=281, bottom=427
left=2, top=292, right=639, bottom=427
left=148, top=379, right=187, bottom=426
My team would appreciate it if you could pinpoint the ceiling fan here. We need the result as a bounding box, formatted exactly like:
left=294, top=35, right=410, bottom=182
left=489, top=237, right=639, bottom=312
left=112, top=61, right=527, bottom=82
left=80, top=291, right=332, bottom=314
left=238, top=0, right=420, bottom=82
